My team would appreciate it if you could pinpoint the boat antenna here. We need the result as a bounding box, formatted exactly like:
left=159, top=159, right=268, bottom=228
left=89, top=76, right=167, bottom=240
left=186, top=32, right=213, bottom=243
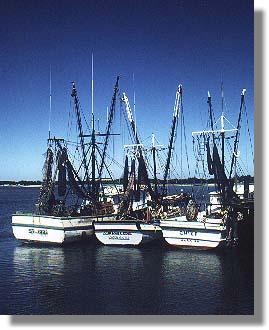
left=221, top=80, right=224, bottom=116
left=220, top=82, right=225, bottom=168
left=48, top=65, right=52, bottom=140
left=90, top=52, right=97, bottom=198
left=152, top=133, right=158, bottom=196
left=133, top=73, right=137, bottom=139
left=91, top=52, right=94, bottom=129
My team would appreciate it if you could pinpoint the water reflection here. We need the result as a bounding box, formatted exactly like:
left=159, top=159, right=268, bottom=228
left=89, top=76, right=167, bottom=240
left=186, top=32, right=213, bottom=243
left=8, top=243, right=253, bottom=315
left=12, top=245, right=66, bottom=314
left=159, top=249, right=253, bottom=314
left=159, top=250, right=223, bottom=314
left=93, top=245, right=163, bottom=314
left=0, top=186, right=253, bottom=315
left=13, top=245, right=65, bottom=275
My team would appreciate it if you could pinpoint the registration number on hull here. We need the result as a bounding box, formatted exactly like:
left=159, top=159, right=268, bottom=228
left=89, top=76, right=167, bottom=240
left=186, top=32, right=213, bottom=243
left=28, top=228, right=48, bottom=235
left=179, top=230, right=197, bottom=236
left=103, top=231, right=132, bottom=241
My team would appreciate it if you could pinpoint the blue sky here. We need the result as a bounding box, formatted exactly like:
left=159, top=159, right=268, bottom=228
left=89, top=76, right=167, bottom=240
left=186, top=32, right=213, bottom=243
left=0, top=0, right=254, bottom=180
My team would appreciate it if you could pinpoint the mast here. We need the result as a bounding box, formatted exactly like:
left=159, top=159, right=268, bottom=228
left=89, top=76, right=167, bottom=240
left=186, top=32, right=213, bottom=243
left=90, top=52, right=97, bottom=199
left=98, top=76, right=120, bottom=181
left=208, top=90, right=226, bottom=195
left=162, top=84, right=182, bottom=196
left=150, top=133, right=165, bottom=196
left=71, top=82, right=91, bottom=190
left=207, top=91, right=214, bottom=132
left=121, top=93, right=153, bottom=197
left=192, top=91, right=238, bottom=206
left=152, top=134, right=158, bottom=196
left=91, top=118, right=96, bottom=198
left=122, top=93, right=139, bottom=144
left=221, top=113, right=225, bottom=171
left=229, top=89, right=246, bottom=179
left=91, top=52, right=94, bottom=130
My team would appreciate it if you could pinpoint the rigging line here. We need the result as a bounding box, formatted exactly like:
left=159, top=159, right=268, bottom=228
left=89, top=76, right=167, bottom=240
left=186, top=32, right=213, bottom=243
left=100, top=149, right=124, bottom=170
left=235, top=161, right=245, bottom=177
left=83, top=143, right=94, bottom=179
left=72, top=84, right=91, bottom=187
left=119, top=100, right=124, bottom=147
left=199, top=138, right=209, bottom=197
left=96, top=145, right=121, bottom=196
left=64, top=140, right=94, bottom=147
left=192, top=136, right=208, bottom=197
left=69, top=102, right=80, bottom=156
left=121, top=93, right=144, bottom=145
left=67, top=99, right=73, bottom=142
left=238, top=157, right=249, bottom=176
left=157, top=150, right=166, bottom=174
left=98, top=76, right=119, bottom=181
left=75, top=96, right=91, bottom=132
left=169, top=158, right=187, bottom=181
left=92, top=151, right=102, bottom=195
left=220, top=78, right=227, bottom=116
left=46, top=147, right=60, bottom=208
left=244, top=111, right=249, bottom=173
left=62, top=181, right=73, bottom=205
left=70, top=142, right=92, bottom=184
left=144, top=152, right=154, bottom=177
left=71, top=146, right=81, bottom=165
left=80, top=107, right=91, bottom=132
left=181, top=106, right=191, bottom=178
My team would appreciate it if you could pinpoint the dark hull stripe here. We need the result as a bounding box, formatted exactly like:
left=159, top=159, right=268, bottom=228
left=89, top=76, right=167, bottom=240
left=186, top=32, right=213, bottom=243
left=165, top=237, right=226, bottom=243
left=12, top=214, right=116, bottom=221
left=169, top=245, right=221, bottom=250
left=94, top=221, right=160, bottom=225
left=161, top=226, right=225, bottom=234
left=167, top=240, right=227, bottom=250
left=15, top=236, right=93, bottom=245
left=95, top=229, right=162, bottom=235
left=12, top=224, right=93, bottom=231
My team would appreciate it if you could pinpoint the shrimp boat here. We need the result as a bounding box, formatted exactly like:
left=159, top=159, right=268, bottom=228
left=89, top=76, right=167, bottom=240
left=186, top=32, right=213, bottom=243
left=12, top=77, right=121, bottom=244
left=94, top=147, right=163, bottom=246
left=159, top=86, right=250, bottom=249
left=94, top=93, right=162, bottom=245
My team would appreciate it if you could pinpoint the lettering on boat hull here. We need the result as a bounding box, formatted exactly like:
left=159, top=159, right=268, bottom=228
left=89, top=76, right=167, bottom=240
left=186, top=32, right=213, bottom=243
left=94, top=222, right=162, bottom=246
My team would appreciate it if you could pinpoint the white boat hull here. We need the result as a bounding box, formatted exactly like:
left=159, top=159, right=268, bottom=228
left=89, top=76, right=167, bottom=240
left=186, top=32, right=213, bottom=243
left=94, top=221, right=162, bottom=246
left=160, top=216, right=226, bottom=250
left=12, top=213, right=115, bottom=244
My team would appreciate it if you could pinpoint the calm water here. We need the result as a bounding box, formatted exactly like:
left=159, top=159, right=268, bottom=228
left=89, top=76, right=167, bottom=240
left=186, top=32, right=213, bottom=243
left=0, top=186, right=254, bottom=315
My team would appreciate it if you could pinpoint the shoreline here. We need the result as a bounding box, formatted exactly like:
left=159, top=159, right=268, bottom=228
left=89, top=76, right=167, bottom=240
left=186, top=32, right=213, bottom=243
left=0, top=184, right=42, bottom=188
left=0, top=183, right=216, bottom=188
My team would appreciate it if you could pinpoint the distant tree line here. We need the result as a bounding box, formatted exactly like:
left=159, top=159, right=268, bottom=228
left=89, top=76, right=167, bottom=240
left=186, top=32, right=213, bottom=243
left=0, top=180, right=42, bottom=186
left=0, top=175, right=254, bottom=186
